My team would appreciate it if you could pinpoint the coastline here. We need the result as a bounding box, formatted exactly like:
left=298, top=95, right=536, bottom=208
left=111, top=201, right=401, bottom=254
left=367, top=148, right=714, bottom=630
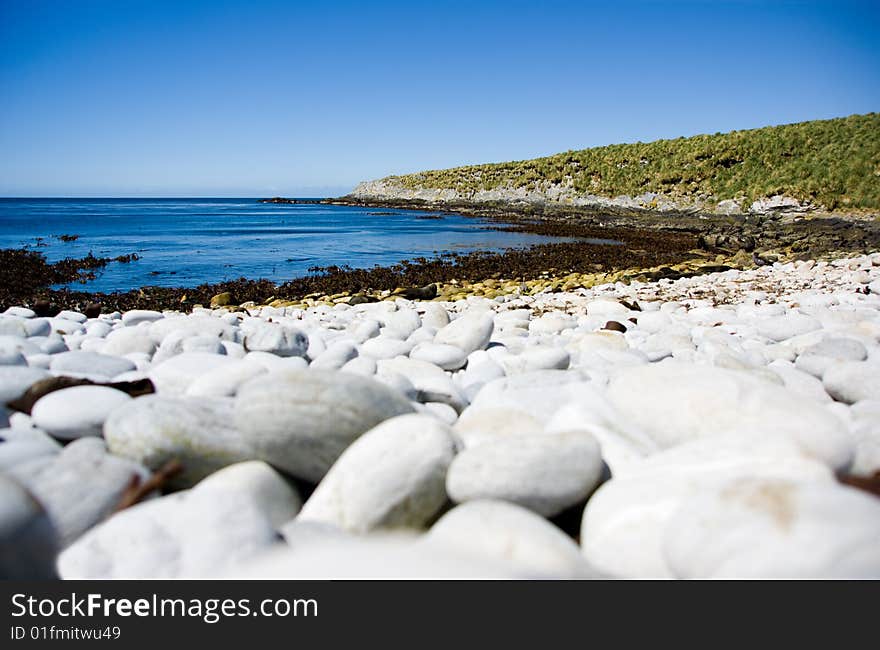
left=2, top=197, right=879, bottom=314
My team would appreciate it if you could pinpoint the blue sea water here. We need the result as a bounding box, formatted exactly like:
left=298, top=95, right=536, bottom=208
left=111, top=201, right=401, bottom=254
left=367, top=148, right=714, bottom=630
left=0, top=198, right=585, bottom=293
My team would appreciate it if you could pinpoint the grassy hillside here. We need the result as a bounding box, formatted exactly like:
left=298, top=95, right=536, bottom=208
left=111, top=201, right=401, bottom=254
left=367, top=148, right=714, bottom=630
left=385, top=113, right=880, bottom=211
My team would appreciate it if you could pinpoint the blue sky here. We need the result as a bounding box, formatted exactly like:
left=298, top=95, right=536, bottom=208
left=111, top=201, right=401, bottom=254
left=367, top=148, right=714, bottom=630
left=1, top=0, right=878, bottom=197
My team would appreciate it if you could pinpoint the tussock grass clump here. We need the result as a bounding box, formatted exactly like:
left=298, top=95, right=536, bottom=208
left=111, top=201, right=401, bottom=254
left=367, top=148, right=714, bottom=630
left=387, top=113, right=880, bottom=211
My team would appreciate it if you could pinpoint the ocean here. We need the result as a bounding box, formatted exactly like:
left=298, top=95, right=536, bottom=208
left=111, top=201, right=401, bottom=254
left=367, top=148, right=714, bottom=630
left=0, top=198, right=579, bottom=293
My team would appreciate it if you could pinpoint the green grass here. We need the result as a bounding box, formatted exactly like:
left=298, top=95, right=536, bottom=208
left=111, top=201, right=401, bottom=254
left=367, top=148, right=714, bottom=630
left=384, top=113, right=880, bottom=211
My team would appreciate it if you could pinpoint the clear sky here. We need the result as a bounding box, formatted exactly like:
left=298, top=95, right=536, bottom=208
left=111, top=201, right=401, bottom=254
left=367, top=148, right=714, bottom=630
left=1, top=0, right=878, bottom=197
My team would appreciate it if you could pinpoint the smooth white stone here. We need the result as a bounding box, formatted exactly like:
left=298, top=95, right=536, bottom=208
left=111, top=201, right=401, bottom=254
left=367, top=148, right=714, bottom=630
left=374, top=368, right=417, bottom=400
left=49, top=350, right=135, bottom=379
left=359, top=335, right=414, bottom=359
left=100, top=327, right=158, bottom=357
left=181, top=335, right=226, bottom=355
left=446, top=430, right=602, bottom=516
left=148, top=315, right=239, bottom=345
left=420, top=304, right=450, bottom=329
left=454, top=370, right=592, bottom=446
left=528, top=313, right=576, bottom=335
left=121, top=310, right=164, bottom=326
left=298, top=414, right=456, bottom=532
left=422, top=402, right=459, bottom=425
left=339, top=355, right=377, bottom=377
left=37, top=336, right=68, bottom=354
left=310, top=340, right=358, bottom=370
left=49, top=318, right=84, bottom=335
left=767, top=360, right=832, bottom=403
left=434, top=311, right=494, bottom=355
left=31, top=386, right=132, bottom=440
left=755, top=312, right=822, bottom=342
left=148, top=352, right=237, bottom=394
left=580, top=434, right=835, bottom=578
left=4, top=307, right=35, bottom=318
left=664, top=477, right=880, bottom=579
left=348, top=319, right=381, bottom=343
left=58, top=461, right=301, bottom=579
left=500, top=345, right=570, bottom=374
left=56, top=310, right=86, bottom=323
left=221, top=340, right=246, bottom=358
left=242, top=321, right=308, bottom=357
left=377, top=357, right=468, bottom=411
left=0, top=474, right=58, bottom=579
left=185, top=360, right=267, bottom=397
left=234, top=370, right=415, bottom=483
left=822, top=360, right=880, bottom=404
left=409, top=342, right=468, bottom=371
left=605, top=362, right=853, bottom=470
left=0, top=316, right=28, bottom=338
left=586, top=299, right=631, bottom=317
left=0, top=427, right=61, bottom=471
left=426, top=500, right=597, bottom=578
left=0, top=366, right=50, bottom=405
left=7, top=437, right=150, bottom=547
left=105, top=395, right=256, bottom=487
left=795, top=337, right=868, bottom=378
left=23, top=319, right=51, bottom=337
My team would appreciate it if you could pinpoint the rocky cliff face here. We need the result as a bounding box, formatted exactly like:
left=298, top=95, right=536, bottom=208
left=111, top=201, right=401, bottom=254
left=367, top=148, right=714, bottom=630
left=349, top=177, right=823, bottom=218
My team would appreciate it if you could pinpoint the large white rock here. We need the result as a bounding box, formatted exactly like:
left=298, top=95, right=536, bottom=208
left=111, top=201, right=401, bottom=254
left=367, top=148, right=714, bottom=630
left=105, top=395, right=256, bottom=487
left=755, top=312, right=822, bottom=342
left=310, top=340, right=358, bottom=370
left=359, top=335, right=414, bottom=359
left=409, top=342, right=468, bottom=371
left=454, top=370, right=593, bottom=446
left=0, top=316, right=28, bottom=338
left=4, top=307, right=35, bottom=318
left=434, top=311, right=494, bottom=355
left=795, top=337, right=868, bottom=378
left=148, top=352, right=238, bottom=394
left=181, top=335, right=226, bottom=356
left=580, top=434, right=835, bottom=578
left=121, top=310, right=164, bottom=327
left=377, top=356, right=468, bottom=411
left=446, top=431, right=603, bottom=516
left=664, top=477, right=880, bottom=579
left=49, top=350, right=135, bottom=379
left=148, top=314, right=238, bottom=345
left=425, top=499, right=597, bottom=578
left=31, top=385, right=132, bottom=440
left=298, top=414, right=456, bottom=532
left=0, top=366, right=49, bottom=419
left=823, top=361, right=880, bottom=404
left=234, top=370, right=415, bottom=482
left=101, top=327, right=158, bottom=357
left=6, top=437, right=150, bottom=547
left=0, top=474, right=58, bottom=579
left=242, top=321, right=308, bottom=357
left=185, top=359, right=266, bottom=397
left=58, top=461, right=300, bottom=579
left=605, top=362, right=853, bottom=470
left=0, top=426, right=61, bottom=470
left=500, top=345, right=570, bottom=374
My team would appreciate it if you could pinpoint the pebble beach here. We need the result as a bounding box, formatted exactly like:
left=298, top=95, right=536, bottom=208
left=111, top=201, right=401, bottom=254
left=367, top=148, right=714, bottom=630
left=2, top=252, right=880, bottom=579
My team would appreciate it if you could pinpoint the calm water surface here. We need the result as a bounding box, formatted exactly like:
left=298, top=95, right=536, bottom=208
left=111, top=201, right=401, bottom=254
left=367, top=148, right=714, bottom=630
left=0, top=198, right=606, bottom=292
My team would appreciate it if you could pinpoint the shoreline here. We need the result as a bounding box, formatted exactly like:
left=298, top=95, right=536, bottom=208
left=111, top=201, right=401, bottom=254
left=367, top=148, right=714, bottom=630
left=2, top=197, right=879, bottom=314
